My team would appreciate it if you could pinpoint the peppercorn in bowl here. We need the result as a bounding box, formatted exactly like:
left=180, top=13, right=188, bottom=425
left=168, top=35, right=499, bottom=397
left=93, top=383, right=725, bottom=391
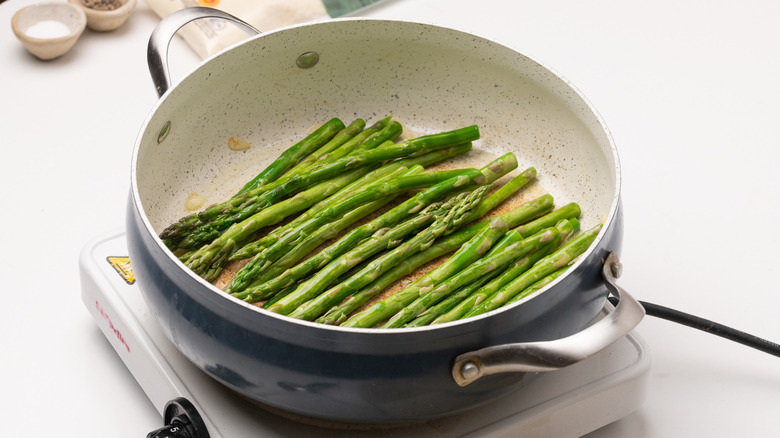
left=68, top=0, right=136, bottom=32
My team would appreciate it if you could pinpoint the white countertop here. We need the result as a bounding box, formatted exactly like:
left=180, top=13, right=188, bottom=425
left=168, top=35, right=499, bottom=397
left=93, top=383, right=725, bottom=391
left=2, top=0, right=779, bottom=435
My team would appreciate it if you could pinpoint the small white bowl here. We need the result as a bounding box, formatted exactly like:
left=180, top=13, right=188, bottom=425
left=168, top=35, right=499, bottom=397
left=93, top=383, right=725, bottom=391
left=11, top=2, right=87, bottom=60
left=68, top=0, right=136, bottom=32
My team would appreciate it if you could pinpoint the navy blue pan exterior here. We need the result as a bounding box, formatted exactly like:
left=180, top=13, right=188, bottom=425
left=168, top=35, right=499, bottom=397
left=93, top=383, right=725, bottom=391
left=128, top=15, right=629, bottom=423
left=126, top=197, right=623, bottom=423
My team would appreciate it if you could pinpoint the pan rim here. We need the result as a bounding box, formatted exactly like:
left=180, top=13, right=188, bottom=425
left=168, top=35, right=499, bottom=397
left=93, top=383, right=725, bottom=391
left=130, top=17, right=622, bottom=334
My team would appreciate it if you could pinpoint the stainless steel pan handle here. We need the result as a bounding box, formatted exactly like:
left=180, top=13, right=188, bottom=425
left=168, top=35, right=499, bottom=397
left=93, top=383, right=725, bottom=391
left=452, top=251, right=644, bottom=386
left=147, top=7, right=260, bottom=98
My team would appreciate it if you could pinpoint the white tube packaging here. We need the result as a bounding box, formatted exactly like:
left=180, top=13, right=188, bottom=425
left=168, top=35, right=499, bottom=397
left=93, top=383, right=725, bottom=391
left=143, top=0, right=382, bottom=59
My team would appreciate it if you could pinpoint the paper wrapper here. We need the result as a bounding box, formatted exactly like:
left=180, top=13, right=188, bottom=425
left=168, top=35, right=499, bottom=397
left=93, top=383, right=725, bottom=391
left=143, top=0, right=382, bottom=59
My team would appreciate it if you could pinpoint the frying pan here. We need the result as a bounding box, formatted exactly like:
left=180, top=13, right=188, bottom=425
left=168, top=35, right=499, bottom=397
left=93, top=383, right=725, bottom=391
left=126, top=7, right=644, bottom=423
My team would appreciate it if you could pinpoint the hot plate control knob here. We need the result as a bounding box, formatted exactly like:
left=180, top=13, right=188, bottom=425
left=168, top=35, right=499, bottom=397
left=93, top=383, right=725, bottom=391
left=146, top=397, right=210, bottom=438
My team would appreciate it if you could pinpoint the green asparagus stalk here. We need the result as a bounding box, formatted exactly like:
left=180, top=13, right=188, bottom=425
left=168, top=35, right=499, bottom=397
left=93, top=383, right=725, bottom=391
left=184, top=167, right=372, bottom=281
left=469, top=166, right=536, bottom=217
left=234, top=118, right=345, bottom=196
left=321, top=116, right=391, bottom=157
left=260, top=283, right=299, bottom=309
left=404, top=275, right=496, bottom=327
left=269, top=117, right=390, bottom=189
left=286, top=187, right=491, bottom=320
left=263, top=256, right=375, bottom=309
left=228, top=141, right=404, bottom=259
left=229, top=142, right=474, bottom=261
left=226, top=167, right=479, bottom=293
left=266, top=188, right=488, bottom=315
left=427, top=219, right=579, bottom=325
left=246, top=118, right=397, bottom=198
left=349, top=120, right=404, bottom=153
left=235, top=151, right=517, bottom=300
left=430, top=246, right=555, bottom=325
left=513, top=202, right=582, bottom=237
left=316, top=194, right=554, bottom=325
left=229, top=163, right=414, bottom=262
left=381, top=219, right=580, bottom=328
left=354, top=228, right=532, bottom=327
left=339, top=215, right=511, bottom=329
left=339, top=190, right=572, bottom=329
left=506, top=266, right=571, bottom=305
left=233, top=161, right=498, bottom=301
left=249, top=194, right=396, bottom=284
left=300, top=141, right=475, bottom=228
left=162, top=125, right=478, bottom=251
left=278, top=118, right=367, bottom=179
left=247, top=154, right=515, bottom=304
left=160, top=117, right=390, bottom=250
left=463, top=224, right=602, bottom=318
left=175, top=161, right=385, bottom=252
left=396, top=218, right=572, bottom=328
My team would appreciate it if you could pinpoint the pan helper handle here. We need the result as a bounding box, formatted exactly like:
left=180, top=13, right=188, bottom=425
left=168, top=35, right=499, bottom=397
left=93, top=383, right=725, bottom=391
left=452, top=251, right=645, bottom=386
left=147, top=7, right=260, bottom=98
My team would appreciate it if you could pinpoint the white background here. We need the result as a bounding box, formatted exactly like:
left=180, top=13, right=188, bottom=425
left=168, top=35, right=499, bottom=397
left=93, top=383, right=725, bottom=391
left=1, top=0, right=779, bottom=435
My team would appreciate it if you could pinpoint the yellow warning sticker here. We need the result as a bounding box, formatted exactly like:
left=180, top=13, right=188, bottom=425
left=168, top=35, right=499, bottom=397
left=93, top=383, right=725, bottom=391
left=198, top=0, right=219, bottom=6
left=107, top=256, right=135, bottom=285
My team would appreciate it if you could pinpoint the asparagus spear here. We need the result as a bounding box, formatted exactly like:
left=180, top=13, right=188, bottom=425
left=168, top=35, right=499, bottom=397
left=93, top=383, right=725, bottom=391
left=260, top=283, right=299, bottom=309
left=233, top=118, right=345, bottom=196
left=339, top=191, right=580, bottom=329
left=316, top=194, right=554, bottom=325
left=277, top=118, right=367, bottom=179
left=266, top=188, right=488, bottom=315
left=162, top=125, right=478, bottom=251
left=365, top=202, right=580, bottom=279
left=184, top=167, right=372, bottom=281
left=286, top=187, right=491, bottom=320
left=514, top=202, right=582, bottom=237
left=263, top=256, right=375, bottom=308
left=405, top=274, right=496, bottom=327
left=396, top=219, right=574, bottom=328
left=268, top=119, right=403, bottom=194
left=229, top=142, right=474, bottom=261
left=243, top=118, right=398, bottom=198
left=349, top=120, right=404, bottom=153
left=298, top=141, right=476, bottom=227
left=463, top=224, right=602, bottom=318
left=226, top=167, right=479, bottom=293
left=233, top=155, right=511, bottom=301
left=506, top=266, right=571, bottom=305
left=324, top=226, right=524, bottom=327
left=468, top=166, right=536, bottom=218
left=429, top=246, right=556, bottom=325
left=339, top=216, right=511, bottom=328
left=230, top=167, right=481, bottom=300
left=161, top=119, right=388, bottom=251
left=396, top=226, right=539, bottom=328
left=422, top=218, right=579, bottom=325
left=270, top=117, right=391, bottom=189
left=246, top=168, right=476, bottom=275
left=229, top=162, right=409, bottom=261
left=325, top=215, right=525, bottom=326
left=381, top=219, right=580, bottom=328
left=246, top=194, right=396, bottom=285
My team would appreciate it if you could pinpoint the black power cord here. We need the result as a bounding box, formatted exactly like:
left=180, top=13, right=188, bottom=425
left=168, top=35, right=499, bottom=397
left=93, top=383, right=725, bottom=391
left=608, top=296, right=780, bottom=358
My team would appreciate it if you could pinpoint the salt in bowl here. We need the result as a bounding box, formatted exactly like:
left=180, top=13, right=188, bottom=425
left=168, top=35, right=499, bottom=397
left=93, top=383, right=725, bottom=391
left=11, top=2, right=87, bottom=60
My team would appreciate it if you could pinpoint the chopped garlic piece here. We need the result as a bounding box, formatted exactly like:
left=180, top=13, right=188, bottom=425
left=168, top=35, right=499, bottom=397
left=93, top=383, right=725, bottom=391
left=228, top=137, right=251, bottom=151
left=185, top=193, right=207, bottom=211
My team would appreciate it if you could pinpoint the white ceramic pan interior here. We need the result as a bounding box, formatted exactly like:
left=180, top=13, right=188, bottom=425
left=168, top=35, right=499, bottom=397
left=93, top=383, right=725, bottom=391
left=134, top=18, right=619, bottom=272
